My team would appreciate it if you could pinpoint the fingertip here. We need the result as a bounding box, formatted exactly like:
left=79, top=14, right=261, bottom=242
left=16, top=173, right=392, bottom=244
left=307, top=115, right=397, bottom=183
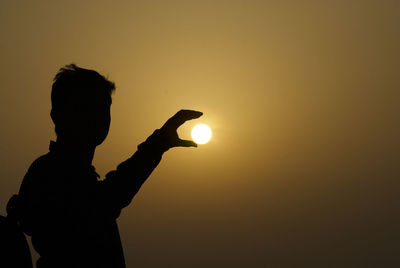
left=194, top=111, right=203, bottom=118
left=178, top=140, right=198, bottom=148
left=189, top=142, right=198, bottom=148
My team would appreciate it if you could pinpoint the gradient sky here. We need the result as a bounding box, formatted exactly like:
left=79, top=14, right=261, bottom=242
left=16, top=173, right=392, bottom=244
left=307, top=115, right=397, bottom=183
left=1, top=1, right=399, bottom=267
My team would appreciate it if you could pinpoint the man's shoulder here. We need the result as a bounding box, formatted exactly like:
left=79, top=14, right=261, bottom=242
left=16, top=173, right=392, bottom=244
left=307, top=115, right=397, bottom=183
left=19, top=153, right=55, bottom=194
left=27, top=152, right=55, bottom=175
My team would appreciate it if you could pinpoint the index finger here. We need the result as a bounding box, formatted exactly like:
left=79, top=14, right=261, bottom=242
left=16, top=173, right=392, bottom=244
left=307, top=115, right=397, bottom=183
left=164, top=109, right=203, bottom=129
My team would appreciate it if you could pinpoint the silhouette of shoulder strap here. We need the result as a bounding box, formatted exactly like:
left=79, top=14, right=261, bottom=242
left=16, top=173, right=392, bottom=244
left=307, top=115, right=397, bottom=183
left=0, top=194, right=33, bottom=268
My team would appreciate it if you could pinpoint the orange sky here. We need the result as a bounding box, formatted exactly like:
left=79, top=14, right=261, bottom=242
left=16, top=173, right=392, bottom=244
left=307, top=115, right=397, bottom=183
left=1, top=1, right=399, bottom=267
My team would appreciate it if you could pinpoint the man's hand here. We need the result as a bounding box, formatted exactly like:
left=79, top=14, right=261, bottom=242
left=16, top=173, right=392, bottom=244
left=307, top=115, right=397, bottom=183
left=159, top=109, right=203, bottom=149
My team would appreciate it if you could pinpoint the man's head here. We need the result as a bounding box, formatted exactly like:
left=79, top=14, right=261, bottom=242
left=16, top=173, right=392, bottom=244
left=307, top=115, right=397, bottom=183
left=51, top=64, right=115, bottom=147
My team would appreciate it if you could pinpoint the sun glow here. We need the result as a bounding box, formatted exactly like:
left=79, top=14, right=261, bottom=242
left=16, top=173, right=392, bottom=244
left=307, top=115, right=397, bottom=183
left=191, top=124, right=212, bottom=144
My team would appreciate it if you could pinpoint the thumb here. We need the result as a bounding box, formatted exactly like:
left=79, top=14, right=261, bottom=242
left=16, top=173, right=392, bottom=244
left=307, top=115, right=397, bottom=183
left=177, top=139, right=198, bottom=148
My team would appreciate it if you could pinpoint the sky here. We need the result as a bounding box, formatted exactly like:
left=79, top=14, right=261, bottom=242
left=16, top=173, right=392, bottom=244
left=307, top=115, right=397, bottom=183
left=1, top=0, right=399, bottom=267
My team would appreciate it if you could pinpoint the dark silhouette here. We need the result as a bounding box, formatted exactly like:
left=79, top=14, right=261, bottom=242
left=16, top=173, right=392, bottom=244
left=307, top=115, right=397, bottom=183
left=0, top=195, right=33, bottom=268
left=16, top=64, right=202, bottom=267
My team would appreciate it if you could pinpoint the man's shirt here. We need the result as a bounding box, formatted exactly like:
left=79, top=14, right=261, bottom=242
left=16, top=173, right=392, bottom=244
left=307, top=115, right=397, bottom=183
left=18, top=135, right=163, bottom=268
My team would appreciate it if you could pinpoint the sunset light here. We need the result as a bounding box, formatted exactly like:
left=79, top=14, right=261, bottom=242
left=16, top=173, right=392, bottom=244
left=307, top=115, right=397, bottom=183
left=191, top=124, right=212, bottom=144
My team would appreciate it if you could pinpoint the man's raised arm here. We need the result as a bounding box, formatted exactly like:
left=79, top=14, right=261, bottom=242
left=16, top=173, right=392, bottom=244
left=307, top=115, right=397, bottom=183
left=99, top=110, right=202, bottom=213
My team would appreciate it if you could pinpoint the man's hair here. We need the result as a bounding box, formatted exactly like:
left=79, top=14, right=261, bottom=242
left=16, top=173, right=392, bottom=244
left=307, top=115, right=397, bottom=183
left=51, top=64, right=116, bottom=134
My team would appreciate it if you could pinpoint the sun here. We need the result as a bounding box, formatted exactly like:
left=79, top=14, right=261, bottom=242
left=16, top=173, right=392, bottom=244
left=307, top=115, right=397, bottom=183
left=191, top=124, right=212, bottom=144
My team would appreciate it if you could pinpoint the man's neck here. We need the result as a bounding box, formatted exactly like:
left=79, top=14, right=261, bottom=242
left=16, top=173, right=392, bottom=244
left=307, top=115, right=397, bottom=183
left=55, top=137, right=96, bottom=166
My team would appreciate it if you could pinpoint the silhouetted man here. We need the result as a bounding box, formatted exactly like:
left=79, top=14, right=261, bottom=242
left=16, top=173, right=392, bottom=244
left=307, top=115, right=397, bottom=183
left=17, top=64, right=202, bottom=268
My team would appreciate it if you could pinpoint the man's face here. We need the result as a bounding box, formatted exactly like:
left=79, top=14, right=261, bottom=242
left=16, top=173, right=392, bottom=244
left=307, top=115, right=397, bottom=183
left=57, top=87, right=112, bottom=147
